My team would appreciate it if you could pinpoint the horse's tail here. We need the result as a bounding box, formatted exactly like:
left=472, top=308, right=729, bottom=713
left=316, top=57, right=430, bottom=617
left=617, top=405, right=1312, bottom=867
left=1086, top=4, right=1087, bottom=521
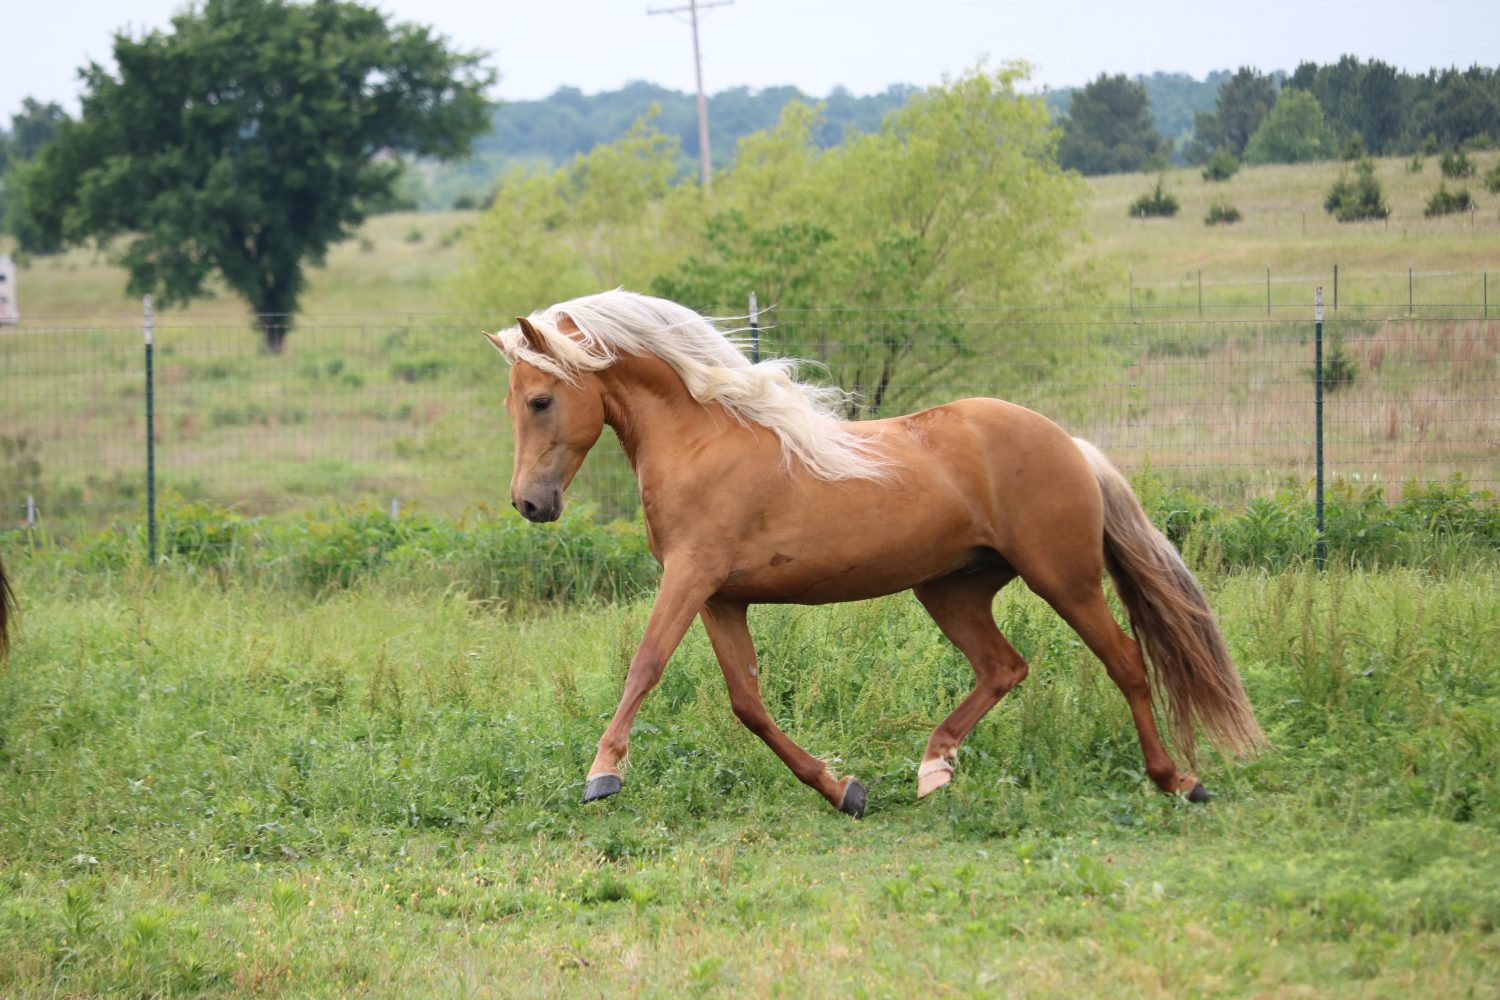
left=1074, top=438, right=1267, bottom=766
left=0, top=551, right=13, bottom=662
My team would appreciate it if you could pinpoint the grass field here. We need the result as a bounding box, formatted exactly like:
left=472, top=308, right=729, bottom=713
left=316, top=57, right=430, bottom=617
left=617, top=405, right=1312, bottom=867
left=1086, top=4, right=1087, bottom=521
left=1083, top=151, right=1500, bottom=313
left=3, top=152, right=1498, bottom=326
left=2, top=153, right=1498, bottom=996
left=0, top=556, right=1497, bottom=996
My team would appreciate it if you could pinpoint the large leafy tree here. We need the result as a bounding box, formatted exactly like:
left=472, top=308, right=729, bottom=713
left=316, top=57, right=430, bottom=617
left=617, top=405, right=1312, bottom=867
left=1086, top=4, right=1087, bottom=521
left=1056, top=74, right=1168, bottom=175
left=1244, top=89, right=1337, bottom=164
left=16, top=0, right=492, bottom=350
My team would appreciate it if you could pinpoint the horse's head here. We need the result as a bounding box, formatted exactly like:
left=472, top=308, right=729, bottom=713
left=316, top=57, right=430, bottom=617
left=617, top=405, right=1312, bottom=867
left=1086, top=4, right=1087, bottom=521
left=487, top=316, right=605, bottom=523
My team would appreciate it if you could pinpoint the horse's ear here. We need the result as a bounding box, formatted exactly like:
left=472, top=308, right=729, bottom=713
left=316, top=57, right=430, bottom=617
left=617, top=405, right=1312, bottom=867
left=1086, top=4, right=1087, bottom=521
left=515, top=316, right=548, bottom=355
left=482, top=331, right=505, bottom=354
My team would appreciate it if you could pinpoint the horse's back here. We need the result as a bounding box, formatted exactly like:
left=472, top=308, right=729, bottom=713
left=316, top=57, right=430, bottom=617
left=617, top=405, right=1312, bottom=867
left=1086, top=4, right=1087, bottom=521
left=879, top=397, right=1108, bottom=582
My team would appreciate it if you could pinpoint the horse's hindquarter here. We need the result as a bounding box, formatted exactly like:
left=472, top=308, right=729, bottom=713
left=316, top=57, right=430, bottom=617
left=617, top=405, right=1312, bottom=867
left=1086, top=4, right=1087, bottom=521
left=699, top=398, right=1104, bottom=605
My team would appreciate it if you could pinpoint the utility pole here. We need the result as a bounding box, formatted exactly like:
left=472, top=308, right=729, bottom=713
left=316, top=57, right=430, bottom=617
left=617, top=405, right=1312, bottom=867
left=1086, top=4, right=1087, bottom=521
left=648, top=0, right=733, bottom=191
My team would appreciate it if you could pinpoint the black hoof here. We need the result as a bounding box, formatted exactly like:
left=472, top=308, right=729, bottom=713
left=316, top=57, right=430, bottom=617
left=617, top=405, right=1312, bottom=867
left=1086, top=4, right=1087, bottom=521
left=582, top=774, right=622, bottom=804
left=1186, top=781, right=1211, bottom=804
left=838, top=778, right=867, bottom=819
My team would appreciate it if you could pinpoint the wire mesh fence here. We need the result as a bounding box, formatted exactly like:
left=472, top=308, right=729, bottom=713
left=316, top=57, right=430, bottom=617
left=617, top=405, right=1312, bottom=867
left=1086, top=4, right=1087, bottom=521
left=2, top=307, right=1497, bottom=532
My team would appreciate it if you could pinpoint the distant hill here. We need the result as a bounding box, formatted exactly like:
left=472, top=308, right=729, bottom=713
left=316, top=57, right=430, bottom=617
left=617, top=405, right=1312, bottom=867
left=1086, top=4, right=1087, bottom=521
left=475, top=80, right=919, bottom=166
left=410, top=73, right=1233, bottom=208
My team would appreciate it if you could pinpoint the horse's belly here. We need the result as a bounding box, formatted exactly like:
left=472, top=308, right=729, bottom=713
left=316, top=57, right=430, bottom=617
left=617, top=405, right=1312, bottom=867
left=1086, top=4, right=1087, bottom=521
left=717, top=532, right=979, bottom=605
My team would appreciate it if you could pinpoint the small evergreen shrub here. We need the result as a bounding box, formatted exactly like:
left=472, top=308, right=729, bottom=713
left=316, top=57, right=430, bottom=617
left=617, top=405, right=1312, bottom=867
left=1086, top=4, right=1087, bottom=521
left=1201, top=149, right=1240, bottom=182
left=1204, top=201, right=1242, bottom=225
left=1484, top=162, right=1500, bottom=194
left=1439, top=148, right=1476, bottom=179
left=1407, top=154, right=1425, bottom=174
left=1424, top=184, right=1474, bottom=217
left=1324, top=159, right=1389, bottom=221
left=1320, top=331, right=1358, bottom=391
left=1341, top=133, right=1367, bottom=161
left=1129, top=175, right=1179, bottom=218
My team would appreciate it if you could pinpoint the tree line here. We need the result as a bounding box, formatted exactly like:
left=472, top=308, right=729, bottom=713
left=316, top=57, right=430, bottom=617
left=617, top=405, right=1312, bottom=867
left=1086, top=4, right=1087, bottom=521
left=1056, top=57, right=1500, bottom=175
left=480, top=80, right=917, bottom=166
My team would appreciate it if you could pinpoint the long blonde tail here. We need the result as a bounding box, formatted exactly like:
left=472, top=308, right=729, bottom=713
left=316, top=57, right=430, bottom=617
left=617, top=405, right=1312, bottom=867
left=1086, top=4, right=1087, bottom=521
left=1075, top=439, right=1267, bottom=765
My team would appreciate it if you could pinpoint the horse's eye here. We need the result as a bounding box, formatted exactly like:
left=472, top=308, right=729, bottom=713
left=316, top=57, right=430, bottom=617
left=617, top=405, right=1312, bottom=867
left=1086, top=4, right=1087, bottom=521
left=529, top=396, right=552, bottom=413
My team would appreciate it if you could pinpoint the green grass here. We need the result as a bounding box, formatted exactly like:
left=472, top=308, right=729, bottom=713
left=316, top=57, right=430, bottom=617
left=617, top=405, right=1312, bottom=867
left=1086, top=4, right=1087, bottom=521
left=1, top=559, right=1497, bottom=996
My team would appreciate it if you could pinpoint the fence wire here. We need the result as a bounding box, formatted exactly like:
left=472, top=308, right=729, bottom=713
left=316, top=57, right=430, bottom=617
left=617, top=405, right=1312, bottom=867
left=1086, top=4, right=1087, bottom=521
left=2, top=311, right=1497, bottom=531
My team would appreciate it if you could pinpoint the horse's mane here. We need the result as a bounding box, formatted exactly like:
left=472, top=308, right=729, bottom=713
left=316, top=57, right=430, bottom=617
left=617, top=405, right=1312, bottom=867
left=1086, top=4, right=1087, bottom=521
left=494, top=289, right=888, bottom=482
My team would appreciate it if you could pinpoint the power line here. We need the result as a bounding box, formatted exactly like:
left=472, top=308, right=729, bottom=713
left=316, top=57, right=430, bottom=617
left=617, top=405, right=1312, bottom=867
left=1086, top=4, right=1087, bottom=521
left=647, top=0, right=733, bottom=190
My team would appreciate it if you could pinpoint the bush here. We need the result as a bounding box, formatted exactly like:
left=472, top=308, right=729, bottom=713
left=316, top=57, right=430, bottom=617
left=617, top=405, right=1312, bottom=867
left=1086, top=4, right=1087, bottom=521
left=1324, top=159, right=1389, bottom=221
left=1424, top=184, right=1474, bottom=217
left=1407, top=154, right=1425, bottom=174
left=452, top=193, right=478, bottom=210
left=1129, top=175, right=1179, bottom=218
left=1201, top=149, right=1239, bottom=182
left=1321, top=331, right=1358, bottom=391
left=1341, top=133, right=1367, bottom=161
left=1484, top=162, right=1500, bottom=194
left=1439, top=148, right=1476, bottom=179
left=1204, top=201, right=1242, bottom=225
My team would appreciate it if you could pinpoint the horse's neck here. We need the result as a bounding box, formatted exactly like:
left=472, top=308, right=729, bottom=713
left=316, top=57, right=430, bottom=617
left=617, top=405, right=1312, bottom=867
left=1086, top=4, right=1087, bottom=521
left=597, top=354, right=727, bottom=476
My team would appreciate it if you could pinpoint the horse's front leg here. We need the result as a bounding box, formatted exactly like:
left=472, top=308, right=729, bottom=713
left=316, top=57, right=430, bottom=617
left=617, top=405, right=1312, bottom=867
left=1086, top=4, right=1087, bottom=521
left=582, top=564, right=720, bottom=804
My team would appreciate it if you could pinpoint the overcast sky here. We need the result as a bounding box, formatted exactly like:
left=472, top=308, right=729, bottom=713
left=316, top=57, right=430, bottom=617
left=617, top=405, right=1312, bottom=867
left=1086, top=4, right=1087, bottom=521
left=3, top=0, right=1497, bottom=119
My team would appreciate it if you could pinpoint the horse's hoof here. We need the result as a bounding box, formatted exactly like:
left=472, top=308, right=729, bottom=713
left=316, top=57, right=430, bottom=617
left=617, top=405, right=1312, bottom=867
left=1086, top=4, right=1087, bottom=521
left=582, top=774, right=623, bottom=804
left=1186, top=781, right=1211, bottom=804
left=838, top=778, right=867, bottom=819
left=916, top=759, right=954, bottom=800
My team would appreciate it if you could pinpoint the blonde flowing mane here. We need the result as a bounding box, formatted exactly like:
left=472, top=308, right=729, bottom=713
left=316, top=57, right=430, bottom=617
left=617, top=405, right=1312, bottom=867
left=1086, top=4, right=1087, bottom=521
left=494, top=289, right=888, bottom=481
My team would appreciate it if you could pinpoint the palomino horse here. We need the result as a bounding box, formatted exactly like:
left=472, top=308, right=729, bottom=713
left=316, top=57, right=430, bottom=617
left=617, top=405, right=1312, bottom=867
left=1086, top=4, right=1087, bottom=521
left=486, top=290, right=1265, bottom=817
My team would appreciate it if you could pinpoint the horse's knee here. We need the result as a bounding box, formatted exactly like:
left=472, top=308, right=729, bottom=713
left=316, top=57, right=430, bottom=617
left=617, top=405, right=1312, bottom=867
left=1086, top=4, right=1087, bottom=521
left=983, top=655, right=1028, bottom=697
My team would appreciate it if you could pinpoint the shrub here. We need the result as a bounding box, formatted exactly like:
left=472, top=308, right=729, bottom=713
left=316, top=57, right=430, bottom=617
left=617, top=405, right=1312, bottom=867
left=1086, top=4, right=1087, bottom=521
left=1484, top=162, right=1500, bottom=194
left=1324, top=159, right=1389, bottom=221
left=404, top=226, right=424, bottom=243
left=1340, top=132, right=1366, bottom=161
left=1424, top=184, right=1474, bottom=217
left=1204, top=201, right=1242, bottom=225
left=1439, top=148, right=1476, bottom=179
left=1201, top=149, right=1239, bottom=182
left=1407, top=154, right=1425, bottom=174
left=1321, top=331, right=1358, bottom=391
left=1128, top=175, right=1179, bottom=218
left=452, top=193, right=478, bottom=210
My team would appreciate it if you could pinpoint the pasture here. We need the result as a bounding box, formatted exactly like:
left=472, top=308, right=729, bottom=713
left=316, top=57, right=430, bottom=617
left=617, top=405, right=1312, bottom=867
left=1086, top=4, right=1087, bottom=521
left=0, top=557, right=1497, bottom=996
left=1, top=153, right=1498, bottom=997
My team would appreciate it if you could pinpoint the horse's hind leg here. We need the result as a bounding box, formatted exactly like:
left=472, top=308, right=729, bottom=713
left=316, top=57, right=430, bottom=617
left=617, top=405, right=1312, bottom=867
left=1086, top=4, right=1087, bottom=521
left=1034, top=577, right=1203, bottom=799
left=912, top=568, right=1025, bottom=799
left=700, top=599, right=866, bottom=817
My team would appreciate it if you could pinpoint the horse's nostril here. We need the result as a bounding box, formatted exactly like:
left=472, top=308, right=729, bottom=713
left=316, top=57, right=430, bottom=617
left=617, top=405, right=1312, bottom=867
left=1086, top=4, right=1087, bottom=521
left=520, top=499, right=540, bottom=519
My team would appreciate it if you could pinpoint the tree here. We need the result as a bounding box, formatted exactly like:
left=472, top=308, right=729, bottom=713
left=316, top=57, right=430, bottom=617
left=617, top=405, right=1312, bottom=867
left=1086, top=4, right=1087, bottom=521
left=1, top=99, right=71, bottom=238
left=1188, top=67, right=1277, bottom=162
left=8, top=99, right=69, bottom=161
left=15, top=0, right=492, bottom=351
left=1244, top=89, right=1337, bottom=164
left=1056, top=74, right=1169, bottom=175
left=468, top=64, right=1089, bottom=417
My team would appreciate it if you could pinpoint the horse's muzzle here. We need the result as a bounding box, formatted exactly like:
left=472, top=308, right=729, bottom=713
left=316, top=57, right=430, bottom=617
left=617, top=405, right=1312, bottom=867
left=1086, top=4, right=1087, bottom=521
left=513, top=488, right=562, bottom=523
